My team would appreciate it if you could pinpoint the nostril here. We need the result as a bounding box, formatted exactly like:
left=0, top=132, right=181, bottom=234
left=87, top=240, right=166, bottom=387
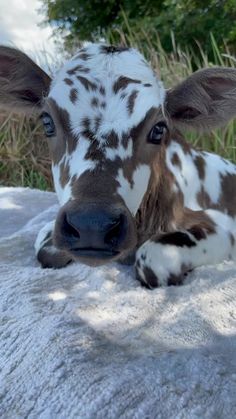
left=63, top=214, right=80, bottom=239
left=105, top=216, right=123, bottom=247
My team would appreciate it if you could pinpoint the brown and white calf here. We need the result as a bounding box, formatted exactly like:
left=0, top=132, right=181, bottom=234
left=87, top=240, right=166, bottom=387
left=1, top=44, right=236, bottom=288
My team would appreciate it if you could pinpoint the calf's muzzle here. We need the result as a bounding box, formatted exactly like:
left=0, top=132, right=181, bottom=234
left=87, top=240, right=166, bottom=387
left=54, top=200, right=137, bottom=266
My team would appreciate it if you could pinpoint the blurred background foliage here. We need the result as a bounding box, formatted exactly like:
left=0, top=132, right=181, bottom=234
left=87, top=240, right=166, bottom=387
left=41, top=0, right=236, bottom=60
left=1, top=0, right=236, bottom=190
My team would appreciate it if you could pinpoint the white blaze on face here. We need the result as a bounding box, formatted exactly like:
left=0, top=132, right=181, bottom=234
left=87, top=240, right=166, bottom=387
left=117, top=165, right=151, bottom=215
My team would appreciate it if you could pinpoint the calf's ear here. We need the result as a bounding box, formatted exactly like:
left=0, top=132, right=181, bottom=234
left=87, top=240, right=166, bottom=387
left=0, top=46, right=51, bottom=113
left=165, top=67, right=236, bottom=132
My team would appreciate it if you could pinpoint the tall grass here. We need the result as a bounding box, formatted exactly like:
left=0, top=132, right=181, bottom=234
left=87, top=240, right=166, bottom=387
left=0, top=113, right=52, bottom=190
left=1, top=32, right=236, bottom=190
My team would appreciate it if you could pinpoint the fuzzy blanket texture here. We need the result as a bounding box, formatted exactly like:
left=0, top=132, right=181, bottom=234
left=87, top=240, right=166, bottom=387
left=0, top=187, right=236, bottom=419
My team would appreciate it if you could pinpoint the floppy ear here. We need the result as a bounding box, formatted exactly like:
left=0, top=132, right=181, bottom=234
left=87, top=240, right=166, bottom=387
left=0, top=46, right=51, bottom=113
left=165, top=67, right=236, bottom=132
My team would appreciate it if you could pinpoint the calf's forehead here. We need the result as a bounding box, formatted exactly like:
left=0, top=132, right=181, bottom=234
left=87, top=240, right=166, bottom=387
left=48, top=44, right=165, bottom=135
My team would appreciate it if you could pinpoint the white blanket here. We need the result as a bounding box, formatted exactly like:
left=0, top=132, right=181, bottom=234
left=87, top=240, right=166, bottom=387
left=0, top=187, right=236, bottom=418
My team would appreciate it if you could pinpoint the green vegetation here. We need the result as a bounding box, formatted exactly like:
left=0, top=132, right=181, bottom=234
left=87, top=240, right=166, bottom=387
left=0, top=113, right=52, bottom=190
left=41, top=0, right=236, bottom=59
left=1, top=29, right=236, bottom=190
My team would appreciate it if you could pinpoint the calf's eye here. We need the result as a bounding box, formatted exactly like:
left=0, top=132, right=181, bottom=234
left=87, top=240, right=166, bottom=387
left=147, top=122, right=167, bottom=144
left=40, top=112, right=55, bottom=137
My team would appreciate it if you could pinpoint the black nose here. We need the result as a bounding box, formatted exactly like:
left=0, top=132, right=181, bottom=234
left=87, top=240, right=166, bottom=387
left=59, top=208, right=127, bottom=257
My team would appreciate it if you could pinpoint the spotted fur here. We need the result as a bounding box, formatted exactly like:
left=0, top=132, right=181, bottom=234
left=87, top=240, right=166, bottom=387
left=1, top=43, right=236, bottom=288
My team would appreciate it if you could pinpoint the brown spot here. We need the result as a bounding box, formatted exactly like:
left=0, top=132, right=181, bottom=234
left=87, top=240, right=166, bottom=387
left=45, top=98, right=77, bottom=164
left=194, top=155, right=206, bottom=180
left=136, top=265, right=159, bottom=288
left=69, top=88, right=78, bottom=104
left=85, top=139, right=104, bottom=161
left=144, top=83, right=152, bottom=87
left=127, top=90, right=138, bottom=115
left=171, top=131, right=193, bottom=155
left=177, top=207, right=216, bottom=235
left=67, top=135, right=78, bottom=155
left=188, top=226, right=207, bottom=240
left=143, top=266, right=159, bottom=288
left=91, top=97, right=99, bottom=107
left=113, top=76, right=141, bottom=94
left=99, top=86, right=106, bottom=96
left=94, top=116, right=101, bottom=132
left=71, top=163, right=121, bottom=204
left=82, top=128, right=93, bottom=141
left=171, top=152, right=182, bottom=169
left=64, top=78, right=73, bottom=86
left=197, top=186, right=212, bottom=209
left=158, top=231, right=196, bottom=247
left=101, top=101, right=106, bottom=109
left=77, top=76, right=97, bottom=91
left=167, top=273, right=183, bottom=286
left=76, top=53, right=91, bottom=61
left=82, top=117, right=91, bottom=131
left=229, top=233, right=235, bottom=247
left=219, top=173, right=236, bottom=217
left=100, top=45, right=129, bottom=54
left=121, top=133, right=130, bottom=148
left=197, top=173, right=236, bottom=217
left=67, top=65, right=89, bottom=75
left=105, top=130, right=119, bottom=148
left=59, top=159, right=70, bottom=188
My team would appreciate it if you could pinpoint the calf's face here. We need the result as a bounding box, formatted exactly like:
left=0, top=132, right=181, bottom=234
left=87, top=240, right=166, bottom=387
left=1, top=44, right=236, bottom=266
left=43, top=45, right=167, bottom=264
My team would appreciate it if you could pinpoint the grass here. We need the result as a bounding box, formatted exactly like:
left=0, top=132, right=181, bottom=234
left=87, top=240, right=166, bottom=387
left=0, top=112, right=52, bottom=190
left=1, top=31, right=236, bottom=190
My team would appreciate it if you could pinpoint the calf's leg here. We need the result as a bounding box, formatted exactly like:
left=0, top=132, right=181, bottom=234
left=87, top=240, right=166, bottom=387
left=135, top=212, right=236, bottom=288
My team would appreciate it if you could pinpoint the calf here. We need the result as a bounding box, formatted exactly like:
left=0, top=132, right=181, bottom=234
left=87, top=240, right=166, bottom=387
left=1, top=43, right=236, bottom=288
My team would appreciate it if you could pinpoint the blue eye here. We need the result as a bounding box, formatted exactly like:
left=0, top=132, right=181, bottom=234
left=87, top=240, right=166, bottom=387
left=40, top=112, right=55, bottom=137
left=148, top=122, right=167, bottom=144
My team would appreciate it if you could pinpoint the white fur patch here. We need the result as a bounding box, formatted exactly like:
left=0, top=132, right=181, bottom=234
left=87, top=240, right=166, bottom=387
left=49, top=44, right=165, bottom=140
left=166, top=142, right=236, bottom=211
left=52, top=163, right=72, bottom=206
left=34, top=220, right=55, bottom=255
left=166, top=142, right=202, bottom=210
left=202, top=152, right=236, bottom=203
left=52, top=138, right=96, bottom=205
left=117, top=164, right=151, bottom=215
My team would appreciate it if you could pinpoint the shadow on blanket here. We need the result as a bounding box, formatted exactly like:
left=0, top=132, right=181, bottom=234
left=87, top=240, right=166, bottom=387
left=0, top=187, right=236, bottom=418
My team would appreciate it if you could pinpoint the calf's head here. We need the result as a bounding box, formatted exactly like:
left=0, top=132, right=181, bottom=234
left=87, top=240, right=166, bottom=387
left=1, top=44, right=236, bottom=266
